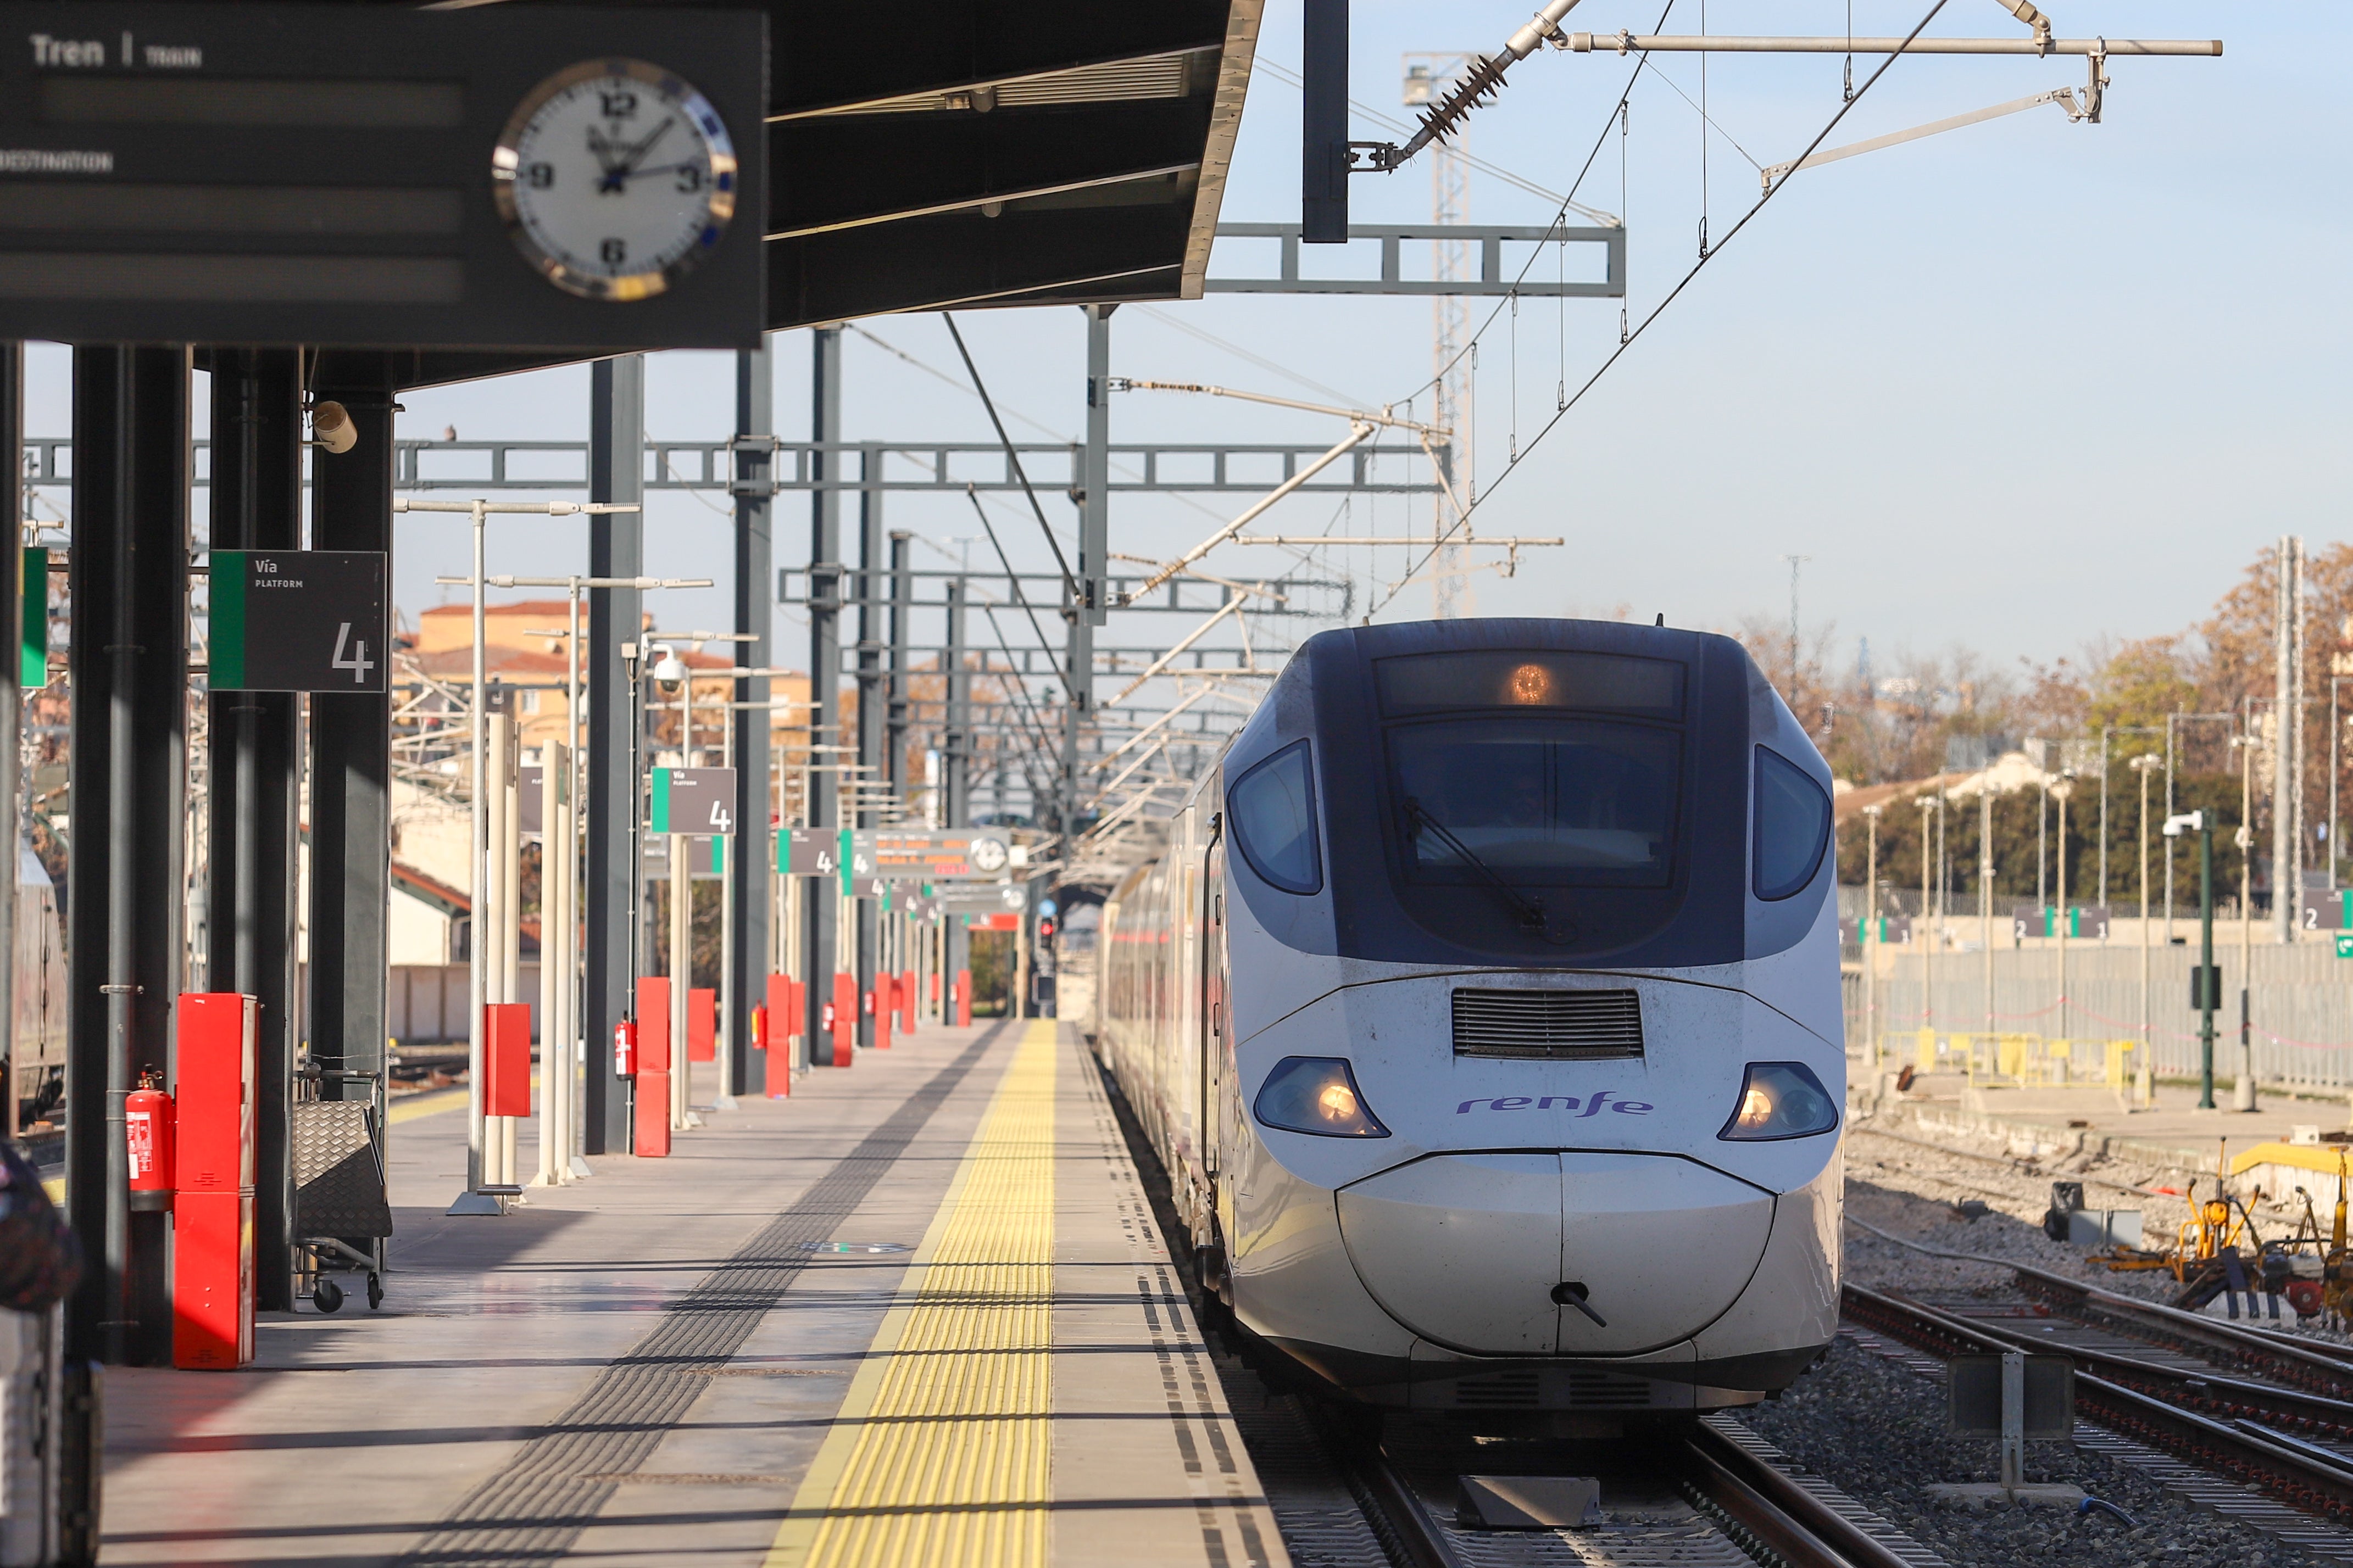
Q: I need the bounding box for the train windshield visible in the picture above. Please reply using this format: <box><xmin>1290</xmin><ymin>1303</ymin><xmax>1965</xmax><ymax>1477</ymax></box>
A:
<box><xmin>1388</xmin><ymin>718</ymin><xmax>1680</xmax><ymax>886</ymax></box>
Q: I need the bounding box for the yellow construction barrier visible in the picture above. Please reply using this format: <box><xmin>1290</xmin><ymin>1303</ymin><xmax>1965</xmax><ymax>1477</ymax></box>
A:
<box><xmin>1914</xmin><ymin>1028</ymin><xmax>1938</xmax><ymax>1074</ymax></box>
<box><xmin>2104</xmin><ymin>1039</ymin><xmax>2139</xmax><ymax>1090</ymax></box>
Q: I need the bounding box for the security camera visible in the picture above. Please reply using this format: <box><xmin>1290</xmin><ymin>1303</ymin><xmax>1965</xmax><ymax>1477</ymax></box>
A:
<box><xmin>650</xmin><ymin>645</ymin><xmax>687</xmax><ymax>689</ymax></box>
<box><xmin>309</xmin><ymin>400</ymin><xmax>357</xmax><ymax>455</ymax></box>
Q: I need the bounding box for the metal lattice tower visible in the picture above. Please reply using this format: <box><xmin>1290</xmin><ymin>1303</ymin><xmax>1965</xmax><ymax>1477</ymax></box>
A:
<box><xmin>1406</xmin><ymin>53</ymin><xmax>1475</xmax><ymax>620</ymax></box>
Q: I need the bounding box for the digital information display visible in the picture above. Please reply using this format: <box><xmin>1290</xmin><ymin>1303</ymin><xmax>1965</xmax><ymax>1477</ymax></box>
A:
<box><xmin>0</xmin><ymin>3</ymin><xmax>765</xmax><ymax>348</ymax></box>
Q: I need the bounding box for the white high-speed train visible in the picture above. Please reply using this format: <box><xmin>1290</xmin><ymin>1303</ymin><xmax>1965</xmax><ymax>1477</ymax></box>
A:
<box><xmin>1097</xmin><ymin>619</ymin><xmax>1843</xmax><ymax>1430</ymax></box>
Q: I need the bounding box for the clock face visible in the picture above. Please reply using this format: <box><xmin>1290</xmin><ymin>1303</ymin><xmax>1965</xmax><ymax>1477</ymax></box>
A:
<box><xmin>492</xmin><ymin>60</ymin><xmax>737</xmax><ymax>302</ymax></box>
<box><xmin>969</xmin><ymin>835</ymin><xmax>1010</xmax><ymax>873</ymax></box>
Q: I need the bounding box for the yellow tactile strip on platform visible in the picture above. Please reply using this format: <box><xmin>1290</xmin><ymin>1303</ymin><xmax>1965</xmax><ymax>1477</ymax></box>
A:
<box><xmin>770</xmin><ymin>1022</ymin><xmax>1059</xmax><ymax>1568</ymax></box>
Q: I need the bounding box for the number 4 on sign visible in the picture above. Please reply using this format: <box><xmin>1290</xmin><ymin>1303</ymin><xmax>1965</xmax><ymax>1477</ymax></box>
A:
<box><xmin>708</xmin><ymin>801</ymin><xmax>733</xmax><ymax>832</ymax></box>
<box><xmin>332</xmin><ymin>621</ymin><xmax>375</xmax><ymax>684</ymax></box>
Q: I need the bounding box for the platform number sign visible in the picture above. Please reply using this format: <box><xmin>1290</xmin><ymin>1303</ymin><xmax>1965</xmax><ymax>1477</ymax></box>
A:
<box><xmin>208</xmin><ymin>551</ymin><xmax>387</xmax><ymax>694</ymax></box>
<box><xmin>650</xmin><ymin>767</ymin><xmax>736</xmax><ymax>835</ymax></box>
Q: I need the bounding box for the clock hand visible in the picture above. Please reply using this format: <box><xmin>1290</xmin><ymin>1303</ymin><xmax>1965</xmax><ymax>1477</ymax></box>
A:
<box><xmin>619</xmin><ymin>116</ymin><xmax>676</xmax><ymax>170</ymax></box>
<box><xmin>594</xmin><ymin>116</ymin><xmax>675</xmax><ymax>193</ymax></box>
<box><xmin>610</xmin><ymin>160</ymin><xmax>704</xmax><ymax>183</ymax></box>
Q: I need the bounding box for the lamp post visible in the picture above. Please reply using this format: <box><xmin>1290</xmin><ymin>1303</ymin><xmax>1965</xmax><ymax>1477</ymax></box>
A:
<box><xmin>2053</xmin><ymin>777</ymin><xmax>2073</xmax><ymax>1056</ymax></box>
<box><xmin>1918</xmin><ymin>795</ymin><xmax>1937</xmax><ymax>1054</ymax></box>
<box><xmin>1863</xmin><ymin>803</ymin><xmax>1882</xmax><ymax>1071</ymax></box>
<box><xmin>2333</xmin><ymin>670</ymin><xmax>2353</xmax><ymax>893</ymax></box>
<box><xmin>467</xmin><ymin>571</ymin><xmax>713</xmax><ymax>1188</ymax></box>
<box><xmin>1980</xmin><ymin>782</ymin><xmax>1995</xmax><ymax>1074</ymax></box>
<box><xmin>2167</xmin><ymin>810</ymin><xmax>2217</xmax><ymax>1109</ymax></box>
<box><xmin>2234</xmin><ymin>728</ymin><xmax>2258</xmax><ymax>1113</ymax></box>
<box><xmin>402</xmin><ymin>498</ymin><xmax>640</xmax><ymax>1217</ymax></box>
<box><xmin>2130</xmin><ymin>754</ymin><xmax>2162</xmax><ymax>1106</ymax></box>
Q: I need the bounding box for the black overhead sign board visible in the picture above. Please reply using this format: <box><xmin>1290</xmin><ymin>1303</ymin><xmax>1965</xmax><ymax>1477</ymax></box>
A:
<box><xmin>209</xmin><ymin>549</ymin><xmax>386</xmax><ymax>693</ymax></box>
<box><xmin>0</xmin><ymin>3</ymin><xmax>765</xmax><ymax>349</ymax></box>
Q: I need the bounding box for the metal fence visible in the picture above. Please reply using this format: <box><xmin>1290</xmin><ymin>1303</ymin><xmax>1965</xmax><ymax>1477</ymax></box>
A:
<box><xmin>1849</xmin><ymin>942</ymin><xmax>2353</xmax><ymax>1090</ymax></box>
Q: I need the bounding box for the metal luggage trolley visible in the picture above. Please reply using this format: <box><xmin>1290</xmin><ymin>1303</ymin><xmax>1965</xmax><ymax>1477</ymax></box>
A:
<box><xmin>291</xmin><ymin>1070</ymin><xmax>393</xmax><ymax>1313</ymax></box>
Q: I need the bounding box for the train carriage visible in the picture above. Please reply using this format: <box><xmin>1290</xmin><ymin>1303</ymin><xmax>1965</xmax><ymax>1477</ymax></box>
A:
<box><xmin>1098</xmin><ymin>617</ymin><xmax>1844</xmax><ymax>1432</ymax></box>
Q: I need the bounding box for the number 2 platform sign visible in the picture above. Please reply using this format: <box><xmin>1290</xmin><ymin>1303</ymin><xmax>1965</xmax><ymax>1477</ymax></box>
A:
<box><xmin>209</xmin><ymin>550</ymin><xmax>388</xmax><ymax>694</ymax></box>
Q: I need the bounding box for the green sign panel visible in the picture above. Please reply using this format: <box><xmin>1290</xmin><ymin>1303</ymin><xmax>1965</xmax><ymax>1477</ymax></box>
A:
<box><xmin>650</xmin><ymin>767</ymin><xmax>737</xmax><ymax>835</ymax></box>
<box><xmin>20</xmin><ymin>546</ymin><xmax>43</xmax><ymax>689</ymax></box>
<box><xmin>2335</xmin><ymin>932</ymin><xmax>2353</xmax><ymax>960</ymax></box>
<box><xmin>209</xmin><ymin>550</ymin><xmax>387</xmax><ymax>693</ymax></box>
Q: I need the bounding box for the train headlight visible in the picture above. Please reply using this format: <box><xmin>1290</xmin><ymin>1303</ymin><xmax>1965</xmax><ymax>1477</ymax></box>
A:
<box><xmin>1717</xmin><ymin>1062</ymin><xmax>1838</xmax><ymax>1141</ymax></box>
<box><xmin>1254</xmin><ymin>1057</ymin><xmax>1390</xmax><ymax>1139</ymax></box>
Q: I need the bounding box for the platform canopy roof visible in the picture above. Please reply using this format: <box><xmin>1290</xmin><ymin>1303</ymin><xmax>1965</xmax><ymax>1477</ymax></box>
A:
<box><xmin>380</xmin><ymin>0</ymin><xmax>1262</xmax><ymax>387</ymax></box>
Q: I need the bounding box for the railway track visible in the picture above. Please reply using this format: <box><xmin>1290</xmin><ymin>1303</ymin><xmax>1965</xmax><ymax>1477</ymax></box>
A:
<box><xmin>1243</xmin><ymin>1390</ymin><xmax>1942</xmax><ymax>1568</ymax></box>
<box><xmin>1844</xmin><ymin>1280</ymin><xmax>2353</xmax><ymax>1554</ymax></box>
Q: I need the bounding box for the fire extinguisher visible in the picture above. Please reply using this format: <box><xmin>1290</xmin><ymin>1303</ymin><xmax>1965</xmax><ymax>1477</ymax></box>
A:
<box><xmin>750</xmin><ymin>1006</ymin><xmax>768</xmax><ymax>1052</ymax></box>
<box><xmin>126</xmin><ymin>1072</ymin><xmax>175</xmax><ymax>1213</ymax></box>
<box><xmin>821</xmin><ymin>1001</ymin><xmax>837</xmax><ymax>1033</ymax></box>
<box><xmin>614</xmin><ymin>1018</ymin><xmax>638</xmax><ymax>1078</ymax></box>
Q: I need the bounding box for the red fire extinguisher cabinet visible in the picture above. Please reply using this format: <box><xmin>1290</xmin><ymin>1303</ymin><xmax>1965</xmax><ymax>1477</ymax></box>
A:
<box><xmin>633</xmin><ymin>977</ymin><xmax>671</xmax><ymax>1157</ymax></box>
<box><xmin>174</xmin><ymin>992</ymin><xmax>258</xmax><ymax>1370</ymax></box>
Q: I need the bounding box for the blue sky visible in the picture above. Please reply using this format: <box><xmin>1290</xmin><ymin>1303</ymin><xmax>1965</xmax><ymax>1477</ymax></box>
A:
<box><xmin>22</xmin><ymin>2</ymin><xmax>2330</xmax><ymax>680</ymax></box>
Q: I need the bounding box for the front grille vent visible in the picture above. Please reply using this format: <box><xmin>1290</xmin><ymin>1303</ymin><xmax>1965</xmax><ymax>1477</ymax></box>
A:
<box><xmin>1564</xmin><ymin>1371</ymin><xmax>1656</xmax><ymax>1409</ymax></box>
<box><xmin>1454</xmin><ymin>1371</ymin><xmax>1542</xmax><ymax>1409</ymax></box>
<box><xmin>1451</xmin><ymin>989</ymin><xmax>1644</xmax><ymax>1061</ymax></box>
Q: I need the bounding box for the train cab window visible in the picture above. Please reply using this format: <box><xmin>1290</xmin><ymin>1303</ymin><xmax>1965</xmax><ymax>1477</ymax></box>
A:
<box><xmin>1389</xmin><ymin>720</ymin><xmax>1679</xmax><ymax>886</ymax></box>
<box><xmin>1228</xmin><ymin>741</ymin><xmax>1322</xmax><ymax>894</ymax></box>
<box><xmin>1753</xmin><ymin>746</ymin><xmax>1830</xmax><ymax>900</ymax></box>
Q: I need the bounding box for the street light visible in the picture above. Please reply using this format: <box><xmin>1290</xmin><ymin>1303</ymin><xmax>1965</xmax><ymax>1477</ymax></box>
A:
<box><xmin>2129</xmin><ymin>754</ymin><xmax>2162</xmax><ymax>1107</ymax></box>
<box><xmin>2230</xmin><ymin>729</ymin><xmax>2258</xmax><ymax>1114</ymax></box>
<box><xmin>2165</xmin><ymin>809</ymin><xmax>2217</xmax><ymax>1110</ymax></box>
<box><xmin>1863</xmin><ymin>803</ymin><xmax>1883</xmax><ymax>1072</ymax></box>
<box><xmin>403</xmin><ymin>496</ymin><xmax>639</xmax><ymax>1217</ymax></box>
<box><xmin>1917</xmin><ymin>796</ymin><xmax>1937</xmax><ymax>1053</ymax></box>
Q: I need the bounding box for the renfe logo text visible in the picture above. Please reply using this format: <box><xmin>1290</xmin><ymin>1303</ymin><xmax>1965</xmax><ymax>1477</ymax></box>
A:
<box><xmin>1457</xmin><ymin>1091</ymin><xmax>1652</xmax><ymax>1117</ymax></box>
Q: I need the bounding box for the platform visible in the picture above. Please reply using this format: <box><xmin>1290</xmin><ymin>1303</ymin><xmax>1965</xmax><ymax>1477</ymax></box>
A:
<box><xmin>95</xmin><ymin>1020</ymin><xmax>1285</xmax><ymax>1566</ymax></box>
<box><xmin>1867</xmin><ymin>1072</ymin><xmax>2353</xmax><ymax>1184</ymax></box>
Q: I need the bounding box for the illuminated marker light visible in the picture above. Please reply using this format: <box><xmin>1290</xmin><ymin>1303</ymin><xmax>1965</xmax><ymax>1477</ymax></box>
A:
<box><xmin>1255</xmin><ymin>1057</ymin><xmax>1389</xmax><ymax>1139</ymax></box>
<box><xmin>1717</xmin><ymin>1062</ymin><xmax>1838</xmax><ymax>1142</ymax></box>
<box><xmin>1507</xmin><ymin>662</ymin><xmax>1552</xmax><ymax>704</ymax></box>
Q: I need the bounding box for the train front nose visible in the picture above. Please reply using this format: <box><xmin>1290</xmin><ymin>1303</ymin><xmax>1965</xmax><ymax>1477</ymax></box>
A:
<box><xmin>1335</xmin><ymin>1152</ymin><xmax>1775</xmax><ymax>1357</ymax></box>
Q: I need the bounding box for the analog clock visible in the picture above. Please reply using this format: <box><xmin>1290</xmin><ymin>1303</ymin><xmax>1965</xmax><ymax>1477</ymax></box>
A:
<box><xmin>969</xmin><ymin>835</ymin><xmax>1010</xmax><ymax>873</ymax></box>
<box><xmin>492</xmin><ymin>59</ymin><xmax>737</xmax><ymax>302</ymax></box>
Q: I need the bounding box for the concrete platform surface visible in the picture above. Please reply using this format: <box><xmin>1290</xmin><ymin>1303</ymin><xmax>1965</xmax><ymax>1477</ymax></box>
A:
<box><xmin>1872</xmin><ymin>1074</ymin><xmax>2353</xmax><ymax>1177</ymax></box>
<box><xmin>98</xmin><ymin>1020</ymin><xmax>1284</xmax><ymax>1567</ymax></box>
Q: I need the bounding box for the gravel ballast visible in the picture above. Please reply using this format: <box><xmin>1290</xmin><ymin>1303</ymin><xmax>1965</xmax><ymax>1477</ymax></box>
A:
<box><xmin>1844</xmin><ymin>1111</ymin><xmax>2353</xmax><ymax>1344</ymax></box>
<box><xmin>1745</xmin><ymin>1337</ymin><xmax>2330</xmax><ymax>1568</ymax></box>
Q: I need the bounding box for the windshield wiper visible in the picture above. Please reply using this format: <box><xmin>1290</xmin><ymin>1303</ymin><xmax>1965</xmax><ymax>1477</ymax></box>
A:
<box><xmin>1403</xmin><ymin>796</ymin><xmax>1575</xmax><ymax>946</ymax></box>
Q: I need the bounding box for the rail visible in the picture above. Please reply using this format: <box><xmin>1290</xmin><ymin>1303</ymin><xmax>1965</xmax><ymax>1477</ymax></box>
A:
<box><xmin>1312</xmin><ymin>1396</ymin><xmax>1923</xmax><ymax>1568</ymax></box>
<box><xmin>1845</xmin><ymin>1282</ymin><xmax>2353</xmax><ymax>1523</ymax></box>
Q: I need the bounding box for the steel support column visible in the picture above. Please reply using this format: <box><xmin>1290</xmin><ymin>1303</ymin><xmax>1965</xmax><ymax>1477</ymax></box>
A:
<box><xmin>886</xmin><ymin>530</ymin><xmax>910</xmax><ymax>797</ymax></box>
<box><xmin>66</xmin><ymin>345</ymin><xmax>189</xmax><ymax>1366</ymax></box>
<box><xmin>205</xmin><ymin>349</ymin><xmax>302</xmax><ymax>1308</ymax></box>
<box><xmin>1065</xmin><ymin>305</ymin><xmax>1111</xmax><ymax>840</ymax></box>
<box><xmin>853</xmin><ymin>448</ymin><xmax>882</xmax><ymax>1047</ymax></box>
<box><xmin>585</xmin><ymin>355</ymin><xmax>645</xmax><ymax>1149</ymax></box>
<box><xmin>0</xmin><ymin>347</ymin><xmax>18</xmax><ymax>1142</ymax></box>
<box><xmin>942</xmin><ymin>576</ymin><xmax>970</xmax><ymax>994</ymax></box>
<box><xmin>307</xmin><ymin>353</ymin><xmax>393</xmax><ymax>1159</ymax></box>
<box><xmin>802</xmin><ymin>328</ymin><xmax>842</xmax><ymax>1062</ymax></box>
<box><xmin>728</xmin><ymin>338</ymin><xmax>772</xmax><ymax>1096</ymax></box>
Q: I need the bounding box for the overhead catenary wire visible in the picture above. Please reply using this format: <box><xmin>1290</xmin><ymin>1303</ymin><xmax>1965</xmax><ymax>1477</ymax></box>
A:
<box><xmin>1366</xmin><ymin>0</ymin><xmax>1955</xmax><ymax>621</ymax></box>
<box><xmin>961</xmin><ymin>483</ymin><xmax>1073</xmax><ymax>699</ymax></box>
<box><xmin>940</xmin><ymin>312</ymin><xmax>1084</xmax><ymax>611</ymax></box>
